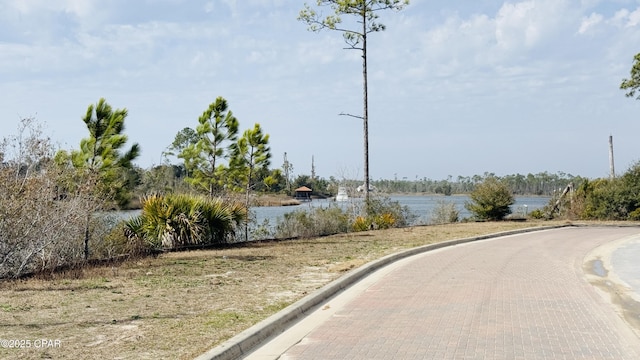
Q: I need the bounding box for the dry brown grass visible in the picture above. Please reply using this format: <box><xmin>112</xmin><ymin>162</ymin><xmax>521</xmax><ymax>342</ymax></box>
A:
<box><xmin>0</xmin><ymin>220</ymin><xmax>567</xmax><ymax>359</ymax></box>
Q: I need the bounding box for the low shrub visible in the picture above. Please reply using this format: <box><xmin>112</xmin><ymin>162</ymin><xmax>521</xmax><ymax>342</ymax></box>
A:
<box><xmin>347</xmin><ymin>196</ymin><xmax>414</xmax><ymax>232</ymax></box>
<box><xmin>529</xmin><ymin>209</ymin><xmax>545</xmax><ymax>220</ymax></box>
<box><xmin>351</xmin><ymin>216</ymin><xmax>369</xmax><ymax>232</ymax></box>
<box><xmin>249</xmin><ymin>218</ymin><xmax>275</xmax><ymax>240</ymax></box>
<box><xmin>430</xmin><ymin>200</ymin><xmax>459</xmax><ymax>224</ymax></box>
<box><xmin>465</xmin><ymin>177</ymin><xmax>515</xmax><ymax>221</ymax></box>
<box><xmin>363</xmin><ymin>196</ymin><xmax>415</xmax><ymax>228</ymax></box>
<box><xmin>352</xmin><ymin>212</ymin><xmax>399</xmax><ymax>231</ymax></box>
<box><xmin>99</xmin><ymin>219</ymin><xmax>151</xmax><ymax>258</ymax></box>
<box><xmin>0</xmin><ymin>118</ymin><xmax>102</xmax><ymax>279</ymax></box>
<box><xmin>275</xmin><ymin>205</ymin><xmax>350</xmax><ymax>238</ymax></box>
<box><xmin>125</xmin><ymin>194</ymin><xmax>247</xmax><ymax>250</ymax></box>
<box><xmin>375</xmin><ymin>213</ymin><xmax>396</xmax><ymax>229</ymax></box>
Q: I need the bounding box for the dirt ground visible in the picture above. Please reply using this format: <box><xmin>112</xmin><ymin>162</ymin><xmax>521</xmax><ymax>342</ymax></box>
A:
<box><xmin>0</xmin><ymin>221</ymin><xmax>567</xmax><ymax>359</ymax></box>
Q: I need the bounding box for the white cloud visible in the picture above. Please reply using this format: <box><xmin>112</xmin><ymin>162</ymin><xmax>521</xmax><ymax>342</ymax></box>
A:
<box><xmin>610</xmin><ymin>8</ymin><xmax>640</xmax><ymax>27</ymax></box>
<box><xmin>494</xmin><ymin>0</ymin><xmax>579</xmax><ymax>52</ymax></box>
<box><xmin>627</xmin><ymin>8</ymin><xmax>640</xmax><ymax>27</ymax></box>
<box><xmin>578</xmin><ymin>12</ymin><xmax>604</xmax><ymax>34</ymax></box>
<box><xmin>495</xmin><ymin>1</ymin><xmax>539</xmax><ymax>49</ymax></box>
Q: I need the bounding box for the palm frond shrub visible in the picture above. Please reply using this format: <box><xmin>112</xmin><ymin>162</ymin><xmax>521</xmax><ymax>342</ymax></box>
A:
<box><xmin>125</xmin><ymin>193</ymin><xmax>247</xmax><ymax>250</ymax></box>
<box><xmin>351</xmin><ymin>216</ymin><xmax>369</xmax><ymax>232</ymax></box>
<box><xmin>351</xmin><ymin>213</ymin><xmax>396</xmax><ymax>231</ymax></box>
<box><xmin>375</xmin><ymin>213</ymin><xmax>396</xmax><ymax>229</ymax></box>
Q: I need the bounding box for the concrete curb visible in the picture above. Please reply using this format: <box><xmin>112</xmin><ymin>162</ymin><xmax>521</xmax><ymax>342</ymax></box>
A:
<box><xmin>195</xmin><ymin>224</ymin><xmax>570</xmax><ymax>360</ymax></box>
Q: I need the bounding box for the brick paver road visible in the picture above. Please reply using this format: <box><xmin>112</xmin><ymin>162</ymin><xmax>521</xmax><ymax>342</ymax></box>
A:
<box><xmin>273</xmin><ymin>227</ymin><xmax>640</xmax><ymax>359</ymax></box>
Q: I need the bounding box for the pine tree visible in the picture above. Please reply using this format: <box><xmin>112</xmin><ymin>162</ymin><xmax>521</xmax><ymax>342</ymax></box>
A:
<box><xmin>57</xmin><ymin>98</ymin><xmax>140</xmax><ymax>259</ymax></box>
<box><xmin>299</xmin><ymin>0</ymin><xmax>409</xmax><ymax>209</ymax></box>
<box><xmin>230</xmin><ymin>123</ymin><xmax>271</xmax><ymax>241</ymax></box>
<box><xmin>180</xmin><ymin>97</ymin><xmax>239</xmax><ymax>197</ymax></box>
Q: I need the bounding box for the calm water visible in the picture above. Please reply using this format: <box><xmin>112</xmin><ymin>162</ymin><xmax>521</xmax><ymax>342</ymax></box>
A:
<box><xmin>251</xmin><ymin>195</ymin><xmax>551</xmax><ymax>227</ymax></box>
<box><xmin>117</xmin><ymin>195</ymin><xmax>551</xmax><ymax>239</ymax></box>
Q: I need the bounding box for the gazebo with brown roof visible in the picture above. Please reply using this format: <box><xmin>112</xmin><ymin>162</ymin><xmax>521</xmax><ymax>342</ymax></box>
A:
<box><xmin>294</xmin><ymin>186</ymin><xmax>313</xmax><ymax>202</ymax></box>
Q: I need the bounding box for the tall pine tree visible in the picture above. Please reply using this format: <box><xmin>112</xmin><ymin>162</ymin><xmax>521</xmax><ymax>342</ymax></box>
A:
<box><xmin>57</xmin><ymin>98</ymin><xmax>140</xmax><ymax>259</ymax></box>
<box><xmin>180</xmin><ymin>97</ymin><xmax>239</xmax><ymax>197</ymax></box>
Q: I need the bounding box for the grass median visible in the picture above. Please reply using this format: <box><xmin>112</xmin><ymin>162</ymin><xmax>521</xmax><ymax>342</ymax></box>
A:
<box><xmin>0</xmin><ymin>220</ymin><xmax>566</xmax><ymax>359</ymax></box>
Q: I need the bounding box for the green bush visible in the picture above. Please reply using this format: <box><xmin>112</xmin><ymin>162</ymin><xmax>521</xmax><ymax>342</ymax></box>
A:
<box><xmin>465</xmin><ymin>177</ymin><xmax>515</xmax><ymax>221</ymax></box>
<box><xmin>351</xmin><ymin>216</ymin><xmax>370</xmax><ymax>232</ymax></box>
<box><xmin>578</xmin><ymin>163</ymin><xmax>640</xmax><ymax>220</ymax></box>
<box><xmin>351</xmin><ymin>213</ymin><xmax>396</xmax><ymax>231</ymax></box>
<box><xmin>529</xmin><ymin>208</ymin><xmax>545</xmax><ymax>219</ymax></box>
<box><xmin>581</xmin><ymin>179</ymin><xmax>622</xmax><ymax>220</ymax></box>
<box><xmin>125</xmin><ymin>194</ymin><xmax>247</xmax><ymax>249</ymax></box>
<box><xmin>98</xmin><ymin>219</ymin><xmax>150</xmax><ymax>258</ymax></box>
<box><xmin>630</xmin><ymin>208</ymin><xmax>640</xmax><ymax>221</ymax></box>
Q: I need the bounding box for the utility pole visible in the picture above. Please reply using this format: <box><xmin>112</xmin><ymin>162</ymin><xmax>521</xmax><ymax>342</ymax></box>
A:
<box><xmin>609</xmin><ymin>135</ymin><xmax>615</xmax><ymax>179</ymax></box>
<box><xmin>282</xmin><ymin>152</ymin><xmax>292</xmax><ymax>193</ymax></box>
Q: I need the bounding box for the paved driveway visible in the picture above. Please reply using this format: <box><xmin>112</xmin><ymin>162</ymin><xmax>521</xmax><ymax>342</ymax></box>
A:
<box><xmin>248</xmin><ymin>227</ymin><xmax>640</xmax><ymax>360</ymax></box>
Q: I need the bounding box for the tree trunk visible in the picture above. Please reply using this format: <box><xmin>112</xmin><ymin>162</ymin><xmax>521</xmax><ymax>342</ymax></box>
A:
<box><xmin>245</xmin><ymin>167</ymin><xmax>253</xmax><ymax>242</ymax></box>
<box><xmin>84</xmin><ymin>213</ymin><xmax>90</xmax><ymax>260</ymax></box>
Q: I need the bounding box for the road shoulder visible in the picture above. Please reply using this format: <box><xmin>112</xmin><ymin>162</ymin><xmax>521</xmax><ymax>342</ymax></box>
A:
<box><xmin>584</xmin><ymin>233</ymin><xmax>640</xmax><ymax>337</ymax></box>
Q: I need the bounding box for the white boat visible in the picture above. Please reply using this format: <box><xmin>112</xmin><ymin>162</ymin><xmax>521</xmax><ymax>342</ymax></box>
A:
<box><xmin>356</xmin><ymin>184</ymin><xmax>376</xmax><ymax>192</ymax></box>
<box><xmin>335</xmin><ymin>187</ymin><xmax>349</xmax><ymax>201</ymax></box>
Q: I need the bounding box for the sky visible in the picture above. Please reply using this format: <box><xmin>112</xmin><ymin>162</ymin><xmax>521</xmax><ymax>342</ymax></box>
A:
<box><xmin>1</xmin><ymin>0</ymin><xmax>640</xmax><ymax>181</ymax></box>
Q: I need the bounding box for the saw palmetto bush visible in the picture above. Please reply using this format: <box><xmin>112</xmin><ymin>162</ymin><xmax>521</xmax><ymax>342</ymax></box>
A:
<box><xmin>125</xmin><ymin>194</ymin><xmax>247</xmax><ymax>250</ymax></box>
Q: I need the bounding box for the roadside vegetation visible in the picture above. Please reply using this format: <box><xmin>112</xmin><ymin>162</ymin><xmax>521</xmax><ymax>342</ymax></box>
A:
<box><xmin>0</xmin><ymin>220</ymin><xmax>568</xmax><ymax>360</ymax></box>
<box><xmin>544</xmin><ymin>162</ymin><xmax>640</xmax><ymax>221</ymax></box>
<box><xmin>3</xmin><ymin>103</ymin><xmax>640</xmax><ymax>279</ymax></box>
<box><xmin>2</xmin><ymin>50</ymin><xmax>640</xmax><ymax>358</ymax></box>
<box><xmin>124</xmin><ymin>194</ymin><xmax>247</xmax><ymax>251</ymax></box>
<box><xmin>465</xmin><ymin>177</ymin><xmax>515</xmax><ymax>221</ymax></box>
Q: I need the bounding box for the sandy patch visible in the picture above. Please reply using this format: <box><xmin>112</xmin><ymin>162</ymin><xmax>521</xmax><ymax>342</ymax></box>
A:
<box><xmin>584</xmin><ymin>233</ymin><xmax>640</xmax><ymax>336</ymax></box>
